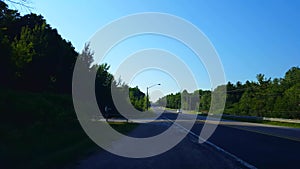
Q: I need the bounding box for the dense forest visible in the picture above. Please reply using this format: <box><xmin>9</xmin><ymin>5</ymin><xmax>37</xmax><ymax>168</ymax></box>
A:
<box><xmin>157</xmin><ymin>68</ymin><xmax>300</xmax><ymax>119</ymax></box>
<box><xmin>0</xmin><ymin>2</ymin><xmax>146</xmax><ymax>168</ymax></box>
<box><xmin>0</xmin><ymin>0</ymin><xmax>147</xmax><ymax>115</ymax></box>
<box><xmin>0</xmin><ymin>2</ymin><xmax>77</xmax><ymax>93</ymax></box>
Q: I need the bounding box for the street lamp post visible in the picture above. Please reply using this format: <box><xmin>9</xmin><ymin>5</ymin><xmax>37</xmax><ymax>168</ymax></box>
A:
<box><xmin>146</xmin><ymin>83</ymin><xmax>161</xmax><ymax>110</ymax></box>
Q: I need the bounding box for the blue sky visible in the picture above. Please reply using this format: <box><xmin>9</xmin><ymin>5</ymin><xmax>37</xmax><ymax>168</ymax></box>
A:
<box><xmin>13</xmin><ymin>0</ymin><xmax>300</xmax><ymax>101</ymax></box>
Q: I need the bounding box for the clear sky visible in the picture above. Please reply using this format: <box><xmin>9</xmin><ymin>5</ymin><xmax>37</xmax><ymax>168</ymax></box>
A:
<box><xmin>12</xmin><ymin>0</ymin><xmax>300</xmax><ymax>101</ymax></box>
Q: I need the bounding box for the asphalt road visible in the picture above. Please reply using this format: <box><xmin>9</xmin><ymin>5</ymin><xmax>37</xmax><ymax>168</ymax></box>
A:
<box><xmin>71</xmin><ymin>110</ymin><xmax>300</xmax><ymax>169</ymax></box>
<box><xmin>72</xmin><ymin>114</ymin><xmax>247</xmax><ymax>169</ymax></box>
<box><xmin>162</xmin><ymin>111</ymin><xmax>300</xmax><ymax>169</ymax></box>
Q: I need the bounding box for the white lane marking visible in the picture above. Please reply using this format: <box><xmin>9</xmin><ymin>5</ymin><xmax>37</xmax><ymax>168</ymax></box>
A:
<box><xmin>163</xmin><ymin>117</ymin><xmax>257</xmax><ymax>169</ymax></box>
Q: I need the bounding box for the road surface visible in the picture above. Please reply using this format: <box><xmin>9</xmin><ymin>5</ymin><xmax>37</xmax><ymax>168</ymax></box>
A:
<box><xmin>163</xmin><ymin>111</ymin><xmax>300</xmax><ymax>169</ymax></box>
<box><xmin>69</xmin><ymin>110</ymin><xmax>300</xmax><ymax>169</ymax></box>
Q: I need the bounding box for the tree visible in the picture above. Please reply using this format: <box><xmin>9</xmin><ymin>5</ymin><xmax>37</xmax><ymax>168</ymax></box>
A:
<box><xmin>129</xmin><ymin>86</ymin><xmax>146</xmax><ymax>111</ymax></box>
<box><xmin>199</xmin><ymin>90</ymin><xmax>211</xmax><ymax>113</ymax></box>
<box><xmin>274</xmin><ymin>67</ymin><xmax>300</xmax><ymax>118</ymax></box>
<box><xmin>0</xmin><ymin>1</ymin><xmax>20</xmax><ymax>87</ymax></box>
<box><xmin>0</xmin><ymin>6</ymin><xmax>78</xmax><ymax>93</ymax></box>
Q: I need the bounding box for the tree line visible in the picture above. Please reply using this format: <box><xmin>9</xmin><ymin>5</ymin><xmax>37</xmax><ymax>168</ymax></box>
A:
<box><xmin>226</xmin><ymin>70</ymin><xmax>300</xmax><ymax>119</ymax></box>
<box><xmin>157</xmin><ymin>67</ymin><xmax>300</xmax><ymax>119</ymax></box>
<box><xmin>0</xmin><ymin>2</ymin><xmax>148</xmax><ymax>167</ymax></box>
<box><xmin>0</xmin><ymin>1</ymin><xmax>147</xmax><ymax>118</ymax></box>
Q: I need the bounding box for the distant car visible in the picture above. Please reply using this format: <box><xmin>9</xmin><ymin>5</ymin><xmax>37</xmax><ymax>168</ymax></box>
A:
<box><xmin>177</xmin><ymin>109</ymin><xmax>182</xmax><ymax>113</ymax></box>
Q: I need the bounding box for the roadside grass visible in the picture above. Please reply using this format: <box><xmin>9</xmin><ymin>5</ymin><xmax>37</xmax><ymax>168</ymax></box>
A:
<box><xmin>185</xmin><ymin>110</ymin><xmax>200</xmax><ymax>115</ymax></box>
<box><xmin>0</xmin><ymin>88</ymin><xmax>138</xmax><ymax>169</ymax></box>
<box><xmin>110</xmin><ymin>122</ymin><xmax>140</xmax><ymax>134</ymax></box>
<box><xmin>213</xmin><ymin>115</ymin><xmax>300</xmax><ymax>128</ymax></box>
<box><xmin>186</xmin><ymin>111</ymin><xmax>300</xmax><ymax>128</ymax></box>
<box><xmin>260</xmin><ymin>121</ymin><xmax>300</xmax><ymax>128</ymax></box>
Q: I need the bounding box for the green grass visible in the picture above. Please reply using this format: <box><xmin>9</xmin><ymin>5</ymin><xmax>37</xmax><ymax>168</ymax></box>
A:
<box><xmin>261</xmin><ymin>121</ymin><xmax>300</xmax><ymax>128</ymax></box>
<box><xmin>220</xmin><ymin>115</ymin><xmax>300</xmax><ymax>128</ymax></box>
<box><xmin>0</xmin><ymin>88</ymin><xmax>139</xmax><ymax>169</ymax></box>
<box><xmin>110</xmin><ymin>122</ymin><xmax>139</xmax><ymax>134</ymax></box>
<box><xmin>185</xmin><ymin>111</ymin><xmax>201</xmax><ymax>115</ymax></box>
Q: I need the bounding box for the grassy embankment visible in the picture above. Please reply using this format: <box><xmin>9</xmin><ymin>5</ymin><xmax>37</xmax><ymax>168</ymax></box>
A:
<box><xmin>219</xmin><ymin>115</ymin><xmax>300</xmax><ymax>128</ymax></box>
<box><xmin>164</xmin><ymin>108</ymin><xmax>300</xmax><ymax>128</ymax></box>
<box><xmin>194</xmin><ymin>112</ymin><xmax>300</xmax><ymax>128</ymax></box>
<box><xmin>0</xmin><ymin>88</ymin><xmax>138</xmax><ymax>169</ymax></box>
